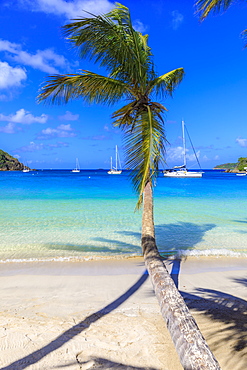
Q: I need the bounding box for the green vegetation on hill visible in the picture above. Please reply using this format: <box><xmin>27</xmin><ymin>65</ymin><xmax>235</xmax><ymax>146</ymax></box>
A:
<box><xmin>214</xmin><ymin>157</ymin><xmax>247</xmax><ymax>172</ymax></box>
<box><xmin>0</xmin><ymin>149</ymin><xmax>26</xmax><ymax>171</ymax></box>
<box><xmin>214</xmin><ymin>162</ymin><xmax>236</xmax><ymax>170</ymax></box>
<box><xmin>236</xmin><ymin>157</ymin><xmax>247</xmax><ymax>171</ymax></box>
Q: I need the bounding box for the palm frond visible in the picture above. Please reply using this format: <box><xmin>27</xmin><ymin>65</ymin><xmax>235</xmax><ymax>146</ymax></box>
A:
<box><xmin>148</xmin><ymin>68</ymin><xmax>184</xmax><ymax>97</ymax></box>
<box><xmin>112</xmin><ymin>101</ymin><xmax>139</xmax><ymax>128</ymax></box>
<box><xmin>123</xmin><ymin>106</ymin><xmax>167</xmax><ymax>208</ymax></box>
<box><xmin>241</xmin><ymin>28</ymin><xmax>247</xmax><ymax>48</ymax></box>
<box><xmin>195</xmin><ymin>0</ymin><xmax>234</xmax><ymax>21</ymax></box>
<box><xmin>62</xmin><ymin>3</ymin><xmax>153</xmax><ymax>88</ymax></box>
<box><xmin>37</xmin><ymin>71</ymin><xmax>128</xmax><ymax>105</ymax></box>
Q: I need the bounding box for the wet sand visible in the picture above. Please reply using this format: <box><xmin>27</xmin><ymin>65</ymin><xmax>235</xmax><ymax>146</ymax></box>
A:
<box><xmin>0</xmin><ymin>256</ymin><xmax>246</xmax><ymax>369</ymax></box>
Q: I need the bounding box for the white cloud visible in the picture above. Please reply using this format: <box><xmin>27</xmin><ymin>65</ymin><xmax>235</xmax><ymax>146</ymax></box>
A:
<box><xmin>167</xmin><ymin>146</ymin><xmax>184</xmax><ymax>161</ymax></box>
<box><xmin>47</xmin><ymin>141</ymin><xmax>69</xmax><ymax>149</ymax></box>
<box><xmin>18</xmin><ymin>0</ymin><xmax>115</xmax><ymax>19</ymax></box>
<box><xmin>57</xmin><ymin>123</ymin><xmax>73</xmax><ymax>131</ymax></box>
<box><xmin>0</xmin><ymin>39</ymin><xmax>67</xmax><ymax>74</ymax></box>
<box><xmin>16</xmin><ymin>141</ymin><xmax>69</xmax><ymax>153</ymax></box>
<box><xmin>0</xmin><ymin>39</ymin><xmax>19</xmax><ymax>54</ymax></box>
<box><xmin>186</xmin><ymin>150</ymin><xmax>200</xmax><ymax>162</ymax></box>
<box><xmin>38</xmin><ymin>123</ymin><xmax>76</xmax><ymax>139</ymax></box>
<box><xmin>20</xmin><ymin>142</ymin><xmax>45</xmax><ymax>152</ymax></box>
<box><xmin>171</xmin><ymin>10</ymin><xmax>184</xmax><ymax>30</ymax></box>
<box><xmin>236</xmin><ymin>137</ymin><xmax>247</xmax><ymax>147</ymax></box>
<box><xmin>133</xmin><ymin>20</ymin><xmax>147</xmax><ymax>33</ymax></box>
<box><xmin>0</xmin><ymin>60</ymin><xmax>27</xmax><ymax>89</ymax></box>
<box><xmin>214</xmin><ymin>155</ymin><xmax>220</xmax><ymax>160</ymax></box>
<box><xmin>0</xmin><ymin>122</ymin><xmax>16</xmax><ymax>134</ymax></box>
<box><xmin>81</xmin><ymin>134</ymin><xmax>109</xmax><ymax>140</ymax></box>
<box><xmin>14</xmin><ymin>49</ymin><xmax>66</xmax><ymax>74</ymax></box>
<box><xmin>0</xmin><ymin>109</ymin><xmax>48</xmax><ymax>124</ymax></box>
<box><xmin>167</xmin><ymin>146</ymin><xmax>200</xmax><ymax>162</ymax></box>
<box><xmin>59</xmin><ymin>111</ymin><xmax>79</xmax><ymax>121</ymax></box>
<box><xmin>0</xmin><ymin>93</ymin><xmax>10</xmax><ymax>101</ymax></box>
<box><xmin>104</xmin><ymin>124</ymin><xmax>110</xmax><ymax>131</ymax></box>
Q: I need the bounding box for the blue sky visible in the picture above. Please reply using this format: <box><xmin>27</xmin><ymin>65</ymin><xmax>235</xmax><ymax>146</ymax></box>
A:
<box><xmin>1</xmin><ymin>0</ymin><xmax>247</xmax><ymax>170</ymax></box>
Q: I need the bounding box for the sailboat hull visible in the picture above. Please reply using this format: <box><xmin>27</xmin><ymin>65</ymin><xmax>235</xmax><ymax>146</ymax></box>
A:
<box><xmin>72</xmin><ymin>158</ymin><xmax>80</xmax><ymax>173</ymax></box>
<box><xmin>164</xmin><ymin>170</ymin><xmax>203</xmax><ymax>178</ymax></box>
<box><xmin>107</xmin><ymin>170</ymin><xmax>122</xmax><ymax>174</ymax></box>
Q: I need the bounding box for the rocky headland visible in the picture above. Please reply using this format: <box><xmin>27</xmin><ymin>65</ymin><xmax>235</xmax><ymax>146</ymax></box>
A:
<box><xmin>214</xmin><ymin>157</ymin><xmax>247</xmax><ymax>173</ymax></box>
<box><xmin>0</xmin><ymin>149</ymin><xmax>31</xmax><ymax>171</ymax></box>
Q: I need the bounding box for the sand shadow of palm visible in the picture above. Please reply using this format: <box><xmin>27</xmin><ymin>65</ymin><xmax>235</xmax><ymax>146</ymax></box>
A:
<box><xmin>1</xmin><ymin>271</ymin><xmax>153</xmax><ymax>370</ymax></box>
<box><xmin>76</xmin><ymin>355</ymin><xmax>157</xmax><ymax>369</ymax></box>
<box><xmin>232</xmin><ymin>277</ymin><xmax>247</xmax><ymax>287</ymax></box>
<box><xmin>182</xmin><ymin>283</ymin><xmax>247</xmax><ymax>365</ymax></box>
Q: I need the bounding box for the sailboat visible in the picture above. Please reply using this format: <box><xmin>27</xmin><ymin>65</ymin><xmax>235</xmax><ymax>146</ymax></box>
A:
<box><xmin>164</xmin><ymin>120</ymin><xmax>203</xmax><ymax>178</ymax></box>
<box><xmin>108</xmin><ymin>145</ymin><xmax>122</xmax><ymax>174</ymax></box>
<box><xmin>71</xmin><ymin>158</ymin><xmax>80</xmax><ymax>173</ymax></box>
<box><xmin>22</xmin><ymin>163</ymin><xmax>30</xmax><ymax>172</ymax></box>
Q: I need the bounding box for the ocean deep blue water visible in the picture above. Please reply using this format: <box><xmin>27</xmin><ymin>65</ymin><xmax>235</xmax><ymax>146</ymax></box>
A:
<box><xmin>0</xmin><ymin>169</ymin><xmax>246</xmax><ymax>262</ymax></box>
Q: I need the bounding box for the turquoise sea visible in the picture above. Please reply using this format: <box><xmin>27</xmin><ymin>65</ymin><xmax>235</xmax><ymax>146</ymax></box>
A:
<box><xmin>0</xmin><ymin>169</ymin><xmax>246</xmax><ymax>262</ymax></box>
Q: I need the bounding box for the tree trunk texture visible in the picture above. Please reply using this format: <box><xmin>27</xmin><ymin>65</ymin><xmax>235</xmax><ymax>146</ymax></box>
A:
<box><xmin>141</xmin><ymin>181</ymin><xmax>221</xmax><ymax>370</ymax></box>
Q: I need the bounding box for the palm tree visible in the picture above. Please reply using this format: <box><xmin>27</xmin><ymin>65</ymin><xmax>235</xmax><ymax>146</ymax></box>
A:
<box><xmin>195</xmin><ymin>0</ymin><xmax>247</xmax><ymax>45</ymax></box>
<box><xmin>38</xmin><ymin>4</ymin><xmax>221</xmax><ymax>369</ymax></box>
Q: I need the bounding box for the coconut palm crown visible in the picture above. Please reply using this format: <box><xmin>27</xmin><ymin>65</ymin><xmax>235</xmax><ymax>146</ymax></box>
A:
<box><xmin>37</xmin><ymin>3</ymin><xmax>184</xmax><ymax>207</ymax></box>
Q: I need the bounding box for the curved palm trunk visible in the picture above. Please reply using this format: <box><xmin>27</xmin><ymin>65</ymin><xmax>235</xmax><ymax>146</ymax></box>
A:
<box><xmin>141</xmin><ymin>181</ymin><xmax>221</xmax><ymax>370</ymax></box>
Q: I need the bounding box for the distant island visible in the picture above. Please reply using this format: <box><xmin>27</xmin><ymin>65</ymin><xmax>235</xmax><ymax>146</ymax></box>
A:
<box><xmin>214</xmin><ymin>157</ymin><xmax>247</xmax><ymax>173</ymax></box>
<box><xmin>0</xmin><ymin>149</ymin><xmax>31</xmax><ymax>171</ymax></box>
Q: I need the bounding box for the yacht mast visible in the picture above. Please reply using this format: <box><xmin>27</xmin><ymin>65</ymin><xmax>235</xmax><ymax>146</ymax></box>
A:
<box><xmin>115</xmin><ymin>145</ymin><xmax>118</xmax><ymax>171</ymax></box>
<box><xmin>182</xmin><ymin>120</ymin><xmax>187</xmax><ymax>169</ymax></box>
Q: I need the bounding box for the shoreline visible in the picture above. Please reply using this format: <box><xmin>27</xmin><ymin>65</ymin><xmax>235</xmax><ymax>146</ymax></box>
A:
<box><xmin>0</xmin><ymin>256</ymin><xmax>246</xmax><ymax>369</ymax></box>
<box><xmin>0</xmin><ymin>254</ymin><xmax>246</xmax><ymax>272</ymax></box>
<box><xmin>0</xmin><ymin>251</ymin><xmax>246</xmax><ymax>265</ymax></box>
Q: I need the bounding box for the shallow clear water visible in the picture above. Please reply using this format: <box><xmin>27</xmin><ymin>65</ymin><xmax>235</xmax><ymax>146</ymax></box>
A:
<box><xmin>0</xmin><ymin>170</ymin><xmax>246</xmax><ymax>262</ymax></box>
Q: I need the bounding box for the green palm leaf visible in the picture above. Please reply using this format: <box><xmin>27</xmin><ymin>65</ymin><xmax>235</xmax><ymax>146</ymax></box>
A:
<box><xmin>195</xmin><ymin>0</ymin><xmax>234</xmax><ymax>20</ymax></box>
<box><xmin>148</xmin><ymin>68</ymin><xmax>185</xmax><ymax>97</ymax></box>
<box><xmin>63</xmin><ymin>3</ymin><xmax>153</xmax><ymax>88</ymax></box>
<box><xmin>123</xmin><ymin>106</ymin><xmax>167</xmax><ymax>208</ymax></box>
<box><xmin>37</xmin><ymin>71</ymin><xmax>128</xmax><ymax>105</ymax></box>
<box><xmin>241</xmin><ymin>28</ymin><xmax>247</xmax><ymax>48</ymax></box>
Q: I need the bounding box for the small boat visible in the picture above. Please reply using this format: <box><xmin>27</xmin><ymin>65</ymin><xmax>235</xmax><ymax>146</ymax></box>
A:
<box><xmin>164</xmin><ymin>167</ymin><xmax>203</xmax><ymax>178</ymax></box>
<box><xmin>236</xmin><ymin>173</ymin><xmax>246</xmax><ymax>176</ymax></box>
<box><xmin>22</xmin><ymin>164</ymin><xmax>30</xmax><ymax>172</ymax></box>
<box><xmin>108</xmin><ymin>145</ymin><xmax>122</xmax><ymax>174</ymax></box>
<box><xmin>164</xmin><ymin>120</ymin><xmax>203</xmax><ymax>178</ymax></box>
<box><xmin>71</xmin><ymin>158</ymin><xmax>80</xmax><ymax>173</ymax></box>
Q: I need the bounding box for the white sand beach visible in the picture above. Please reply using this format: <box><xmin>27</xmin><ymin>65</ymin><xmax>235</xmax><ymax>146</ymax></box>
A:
<box><xmin>0</xmin><ymin>256</ymin><xmax>246</xmax><ymax>370</ymax></box>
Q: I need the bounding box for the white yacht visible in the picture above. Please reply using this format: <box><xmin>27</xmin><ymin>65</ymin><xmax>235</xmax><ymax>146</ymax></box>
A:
<box><xmin>164</xmin><ymin>120</ymin><xmax>203</xmax><ymax>178</ymax></box>
<box><xmin>108</xmin><ymin>145</ymin><xmax>122</xmax><ymax>174</ymax></box>
<box><xmin>72</xmin><ymin>158</ymin><xmax>80</xmax><ymax>173</ymax></box>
